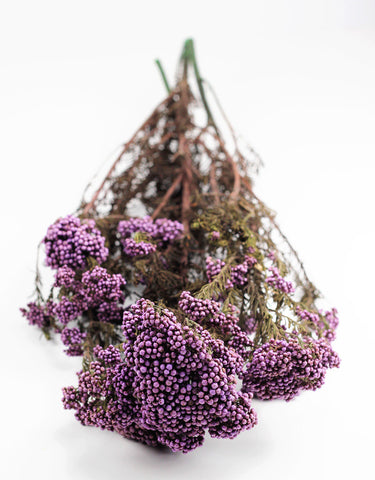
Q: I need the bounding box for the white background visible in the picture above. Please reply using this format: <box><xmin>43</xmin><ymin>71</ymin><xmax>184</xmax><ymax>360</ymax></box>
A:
<box><xmin>1</xmin><ymin>1</ymin><xmax>374</xmax><ymax>479</ymax></box>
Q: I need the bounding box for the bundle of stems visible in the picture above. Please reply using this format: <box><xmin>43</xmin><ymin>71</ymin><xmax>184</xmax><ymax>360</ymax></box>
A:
<box><xmin>21</xmin><ymin>39</ymin><xmax>339</xmax><ymax>453</ymax></box>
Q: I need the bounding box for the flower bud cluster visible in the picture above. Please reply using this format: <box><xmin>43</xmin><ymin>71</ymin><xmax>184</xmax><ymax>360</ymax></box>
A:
<box><xmin>118</xmin><ymin>216</ymin><xmax>157</xmax><ymax>237</ymax></box>
<box><xmin>51</xmin><ymin>266</ymin><xmax>126</xmax><ymax>326</ymax></box>
<box><xmin>205</xmin><ymin>257</ymin><xmax>226</xmax><ymax>282</ymax></box>
<box><xmin>206</xmin><ymin>255</ymin><xmax>257</xmax><ymax>288</ymax></box>
<box><xmin>54</xmin><ymin>296</ymin><xmax>83</xmax><ymax>325</ymax></box>
<box><xmin>44</xmin><ymin>215</ymin><xmax>108</xmax><ymax>269</ymax></box>
<box><xmin>118</xmin><ymin>216</ymin><xmax>183</xmax><ymax>257</ymax></box>
<box><xmin>61</xmin><ymin>327</ymin><xmax>87</xmax><ymax>356</ymax></box>
<box><xmin>121</xmin><ymin>238</ymin><xmax>157</xmax><ymax>257</ymax></box>
<box><xmin>93</xmin><ymin>345</ymin><xmax>122</xmax><ymax>365</ymax></box>
<box><xmin>242</xmin><ymin>336</ymin><xmax>340</xmax><ymax>401</ymax></box>
<box><xmin>20</xmin><ymin>302</ymin><xmax>51</xmax><ymax>328</ymax></box>
<box><xmin>118</xmin><ymin>216</ymin><xmax>183</xmax><ymax>242</ymax></box>
<box><xmin>295</xmin><ymin>306</ymin><xmax>320</xmax><ymax>325</ymax></box>
<box><xmin>22</xmin><ymin>264</ymin><xmax>126</xmax><ymax>354</ymax></box>
<box><xmin>296</xmin><ymin>306</ymin><xmax>339</xmax><ymax>341</ymax></box>
<box><xmin>97</xmin><ymin>302</ymin><xmax>124</xmax><ymax>323</ymax></box>
<box><xmin>230</xmin><ymin>256</ymin><xmax>257</xmax><ymax>287</ymax></box>
<box><xmin>154</xmin><ymin>218</ymin><xmax>184</xmax><ymax>243</ymax></box>
<box><xmin>81</xmin><ymin>266</ymin><xmax>125</xmax><ymax>304</ymax></box>
<box><xmin>323</xmin><ymin>308</ymin><xmax>339</xmax><ymax>341</ymax></box>
<box><xmin>62</xmin><ymin>299</ymin><xmax>257</xmax><ymax>453</ymax></box>
<box><xmin>178</xmin><ymin>291</ymin><xmax>253</xmax><ymax>363</ymax></box>
<box><xmin>54</xmin><ymin>265</ymin><xmax>76</xmax><ymax>288</ymax></box>
<box><xmin>266</xmin><ymin>266</ymin><xmax>294</xmax><ymax>294</ymax></box>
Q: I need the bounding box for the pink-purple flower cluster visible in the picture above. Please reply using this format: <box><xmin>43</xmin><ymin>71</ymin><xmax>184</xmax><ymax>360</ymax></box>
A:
<box><xmin>118</xmin><ymin>216</ymin><xmax>183</xmax><ymax>242</ymax></box>
<box><xmin>51</xmin><ymin>266</ymin><xmax>126</xmax><ymax>326</ymax></box>
<box><xmin>97</xmin><ymin>302</ymin><xmax>124</xmax><ymax>323</ymax></box>
<box><xmin>21</xmin><ymin>265</ymin><xmax>127</xmax><ymax>350</ymax></box>
<box><xmin>231</xmin><ymin>256</ymin><xmax>257</xmax><ymax>287</ymax></box>
<box><xmin>54</xmin><ymin>296</ymin><xmax>83</xmax><ymax>325</ymax></box>
<box><xmin>295</xmin><ymin>307</ymin><xmax>320</xmax><ymax>326</ymax></box>
<box><xmin>323</xmin><ymin>308</ymin><xmax>339</xmax><ymax>341</ymax></box>
<box><xmin>62</xmin><ymin>299</ymin><xmax>257</xmax><ymax>453</ymax></box>
<box><xmin>206</xmin><ymin>257</ymin><xmax>226</xmax><ymax>282</ymax></box>
<box><xmin>43</xmin><ymin>215</ymin><xmax>108</xmax><ymax>269</ymax></box>
<box><xmin>179</xmin><ymin>290</ymin><xmax>224</xmax><ymax>324</ymax></box>
<box><xmin>154</xmin><ymin>218</ymin><xmax>184</xmax><ymax>243</ymax></box>
<box><xmin>117</xmin><ymin>216</ymin><xmax>183</xmax><ymax>257</ymax></box>
<box><xmin>296</xmin><ymin>306</ymin><xmax>339</xmax><ymax>341</ymax></box>
<box><xmin>242</xmin><ymin>336</ymin><xmax>340</xmax><ymax>401</ymax></box>
<box><xmin>54</xmin><ymin>265</ymin><xmax>76</xmax><ymax>288</ymax></box>
<box><xmin>82</xmin><ymin>266</ymin><xmax>125</xmax><ymax>304</ymax></box>
<box><xmin>178</xmin><ymin>291</ymin><xmax>253</xmax><ymax>362</ymax></box>
<box><xmin>118</xmin><ymin>216</ymin><xmax>157</xmax><ymax>237</ymax></box>
<box><xmin>121</xmin><ymin>238</ymin><xmax>157</xmax><ymax>257</ymax></box>
<box><xmin>61</xmin><ymin>327</ymin><xmax>87</xmax><ymax>356</ymax></box>
<box><xmin>205</xmin><ymin>255</ymin><xmax>257</xmax><ymax>289</ymax></box>
<box><xmin>266</xmin><ymin>266</ymin><xmax>294</xmax><ymax>294</ymax></box>
<box><xmin>20</xmin><ymin>302</ymin><xmax>51</xmax><ymax>328</ymax></box>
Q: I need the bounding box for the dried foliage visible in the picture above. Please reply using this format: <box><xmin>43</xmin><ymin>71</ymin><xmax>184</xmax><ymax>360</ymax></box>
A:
<box><xmin>22</xmin><ymin>39</ymin><xmax>339</xmax><ymax>417</ymax></box>
<box><xmin>20</xmin><ymin>39</ymin><xmax>340</xmax><ymax>452</ymax></box>
<box><xmin>54</xmin><ymin>40</ymin><xmax>325</xmax><ymax>355</ymax></box>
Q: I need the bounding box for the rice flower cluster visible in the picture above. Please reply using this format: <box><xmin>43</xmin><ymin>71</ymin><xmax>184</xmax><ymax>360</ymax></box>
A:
<box><xmin>22</xmin><ymin>211</ymin><xmax>340</xmax><ymax>452</ymax></box>
<box><xmin>63</xmin><ymin>299</ymin><xmax>257</xmax><ymax>452</ymax></box>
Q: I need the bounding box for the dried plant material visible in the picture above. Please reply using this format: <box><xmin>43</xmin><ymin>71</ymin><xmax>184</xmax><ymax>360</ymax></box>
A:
<box><xmin>21</xmin><ymin>39</ymin><xmax>339</xmax><ymax>453</ymax></box>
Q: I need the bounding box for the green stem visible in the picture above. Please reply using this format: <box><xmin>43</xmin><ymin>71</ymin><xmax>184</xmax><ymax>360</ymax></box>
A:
<box><xmin>179</xmin><ymin>40</ymin><xmax>189</xmax><ymax>80</ymax></box>
<box><xmin>155</xmin><ymin>59</ymin><xmax>171</xmax><ymax>93</ymax></box>
<box><xmin>183</xmin><ymin>38</ymin><xmax>219</xmax><ymax>135</ymax></box>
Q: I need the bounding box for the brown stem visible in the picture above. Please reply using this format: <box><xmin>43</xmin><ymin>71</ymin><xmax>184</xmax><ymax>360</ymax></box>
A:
<box><xmin>159</xmin><ymin>131</ymin><xmax>176</xmax><ymax>144</ymax></box>
<box><xmin>209</xmin><ymin>161</ymin><xmax>220</xmax><ymax>205</ymax></box>
<box><xmin>194</xmin><ymin>125</ymin><xmax>208</xmax><ymax>143</ymax></box>
<box><xmin>151</xmin><ymin>172</ymin><xmax>183</xmax><ymax>219</ymax></box>
<box><xmin>82</xmin><ymin>91</ymin><xmax>177</xmax><ymax>216</ymax></box>
<box><xmin>180</xmin><ymin>135</ymin><xmax>193</xmax><ymax>234</ymax></box>
<box><xmin>195</xmin><ymin>138</ymin><xmax>220</xmax><ymax>204</ymax></box>
<box><xmin>210</xmin><ymin>131</ymin><xmax>241</xmax><ymax>203</ymax></box>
